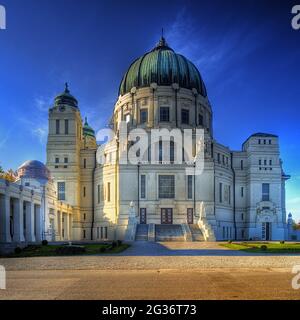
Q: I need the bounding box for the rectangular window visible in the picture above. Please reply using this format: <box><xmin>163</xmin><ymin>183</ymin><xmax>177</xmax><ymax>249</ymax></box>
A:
<box><xmin>57</xmin><ymin>182</ymin><xmax>65</xmax><ymax>200</ymax></box>
<box><xmin>241</xmin><ymin>187</ymin><xmax>244</xmax><ymax>197</ymax></box>
<box><xmin>241</xmin><ymin>213</ymin><xmax>244</xmax><ymax>220</ymax></box>
<box><xmin>269</xmin><ymin>159</ymin><xmax>272</xmax><ymax>165</ymax></box>
<box><xmin>56</xmin><ymin>119</ymin><xmax>60</xmax><ymax>134</ymax></box>
<box><xmin>219</xmin><ymin>182</ymin><xmax>223</xmax><ymax>203</ymax></box>
<box><xmin>160</xmin><ymin>107</ymin><xmax>170</xmax><ymax>122</ymax></box>
<box><xmin>97</xmin><ymin>227</ymin><xmax>100</xmax><ymax>239</ymax></box>
<box><xmin>241</xmin><ymin>160</ymin><xmax>243</xmax><ymax>170</ymax></box>
<box><xmin>55</xmin><ymin>157</ymin><xmax>59</xmax><ymax>163</ymax></box>
<box><xmin>228</xmin><ymin>186</ymin><xmax>231</xmax><ymax>204</ymax></box>
<box><xmin>97</xmin><ymin>185</ymin><xmax>100</xmax><ymax>203</ymax></box>
<box><xmin>187</xmin><ymin>175</ymin><xmax>193</xmax><ymax>199</ymax></box>
<box><xmin>262</xmin><ymin>183</ymin><xmax>270</xmax><ymax>201</ymax></box>
<box><xmin>222</xmin><ymin>155</ymin><xmax>225</xmax><ymax>164</ymax></box>
<box><xmin>148</xmin><ymin>145</ymin><xmax>151</xmax><ymax>163</ymax></box>
<box><xmin>83</xmin><ymin>230</ymin><xmax>86</xmax><ymax>239</ymax></box>
<box><xmin>217</xmin><ymin>153</ymin><xmax>220</xmax><ymax>164</ymax></box>
<box><xmin>65</xmin><ymin>119</ymin><xmax>69</xmax><ymax>134</ymax></box>
<box><xmin>84</xmin><ymin>158</ymin><xmax>86</xmax><ymax>169</ymax></box>
<box><xmin>159</xmin><ymin>140</ymin><xmax>163</xmax><ymax>163</ymax></box>
<box><xmin>159</xmin><ymin>175</ymin><xmax>175</xmax><ymax>199</ymax></box>
<box><xmin>141</xmin><ymin>175</ymin><xmax>146</xmax><ymax>199</ymax></box>
<box><xmin>170</xmin><ymin>141</ymin><xmax>174</xmax><ymax>163</ymax></box>
<box><xmin>107</xmin><ymin>182</ymin><xmax>111</xmax><ymax>202</ymax></box>
<box><xmin>101</xmin><ymin>226</ymin><xmax>108</xmax><ymax>239</ymax></box>
<box><xmin>223</xmin><ymin>226</ymin><xmax>225</xmax><ymax>239</ymax></box>
<box><xmin>264</xmin><ymin>159</ymin><xmax>267</xmax><ymax>165</ymax></box>
<box><xmin>64</xmin><ymin>157</ymin><xmax>68</xmax><ymax>163</ymax></box>
<box><xmin>181</xmin><ymin>109</ymin><xmax>189</xmax><ymax>124</ymax></box>
<box><xmin>83</xmin><ymin>186</ymin><xmax>86</xmax><ymax>197</ymax></box>
<box><xmin>258</xmin><ymin>139</ymin><xmax>261</xmax><ymax>144</ymax></box>
<box><xmin>198</xmin><ymin>114</ymin><xmax>203</xmax><ymax>126</ymax></box>
<box><xmin>269</xmin><ymin>139</ymin><xmax>272</xmax><ymax>144</ymax></box>
<box><xmin>140</xmin><ymin>109</ymin><xmax>148</xmax><ymax>123</ymax></box>
<box><xmin>259</xmin><ymin>159</ymin><xmax>262</xmax><ymax>165</ymax></box>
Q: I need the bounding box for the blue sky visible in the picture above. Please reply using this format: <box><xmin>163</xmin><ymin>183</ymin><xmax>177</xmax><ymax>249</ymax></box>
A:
<box><xmin>0</xmin><ymin>0</ymin><xmax>299</xmax><ymax>219</ymax></box>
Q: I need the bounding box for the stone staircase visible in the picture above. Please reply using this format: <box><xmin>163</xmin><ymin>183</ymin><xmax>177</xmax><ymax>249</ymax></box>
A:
<box><xmin>135</xmin><ymin>224</ymin><xmax>149</xmax><ymax>241</ymax></box>
<box><xmin>155</xmin><ymin>224</ymin><xmax>185</xmax><ymax>242</ymax></box>
<box><xmin>189</xmin><ymin>224</ymin><xmax>205</xmax><ymax>241</ymax></box>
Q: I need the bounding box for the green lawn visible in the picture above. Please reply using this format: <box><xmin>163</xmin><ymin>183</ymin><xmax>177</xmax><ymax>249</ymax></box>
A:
<box><xmin>3</xmin><ymin>243</ymin><xmax>130</xmax><ymax>258</ymax></box>
<box><xmin>220</xmin><ymin>242</ymin><xmax>300</xmax><ymax>253</ymax></box>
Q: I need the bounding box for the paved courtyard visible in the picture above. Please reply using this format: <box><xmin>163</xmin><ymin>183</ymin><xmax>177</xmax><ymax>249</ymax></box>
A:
<box><xmin>0</xmin><ymin>242</ymin><xmax>300</xmax><ymax>299</ymax></box>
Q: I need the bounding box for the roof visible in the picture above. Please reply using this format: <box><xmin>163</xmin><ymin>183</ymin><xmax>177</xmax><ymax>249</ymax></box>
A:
<box><xmin>17</xmin><ymin>160</ymin><xmax>51</xmax><ymax>181</ymax></box>
<box><xmin>119</xmin><ymin>37</ymin><xmax>207</xmax><ymax>97</ymax></box>
<box><xmin>54</xmin><ymin>83</ymin><xmax>78</xmax><ymax>108</ymax></box>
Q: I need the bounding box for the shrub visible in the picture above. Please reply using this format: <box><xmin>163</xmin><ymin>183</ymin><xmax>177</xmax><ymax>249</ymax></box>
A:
<box><xmin>117</xmin><ymin>240</ymin><xmax>122</xmax><ymax>246</ymax></box>
<box><xmin>111</xmin><ymin>241</ymin><xmax>117</xmax><ymax>248</ymax></box>
<box><xmin>14</xmin><ymin>247</ymin><xmax>22</xmax><ymax>254</ymax></box>
<box><xmin>99</xmin><ymin>247</ymin><xmax>106</xmax><ymax>253</ymax></box>
<box><xmin>280</xmin><ymin>241</ymin><xmax>285</xmax><ymax>244</ymax></box>
<box><xmin>42</xmin><ymin>240</ymin><xmax>48</xmax><ymax>246</ymax></box>
<box><xmin>55</xmin><ymin>245</ymin><xmax>86</xmax><ymax>255</ymax></box>
<box><xmin>260</xmin><ymin>245</ymin><xmax>267</xmax><ymax>251</ymax></box>
<box><xmin>228</xmin><ymin>240</ymin><xmax>232</xmax><ymax>244</ymax></box>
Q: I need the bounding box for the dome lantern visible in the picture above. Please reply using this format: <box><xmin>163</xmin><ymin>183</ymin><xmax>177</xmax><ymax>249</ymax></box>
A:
<box><xmin>54</xmin><ymin>82</ymin><xmax>78</xmax><ymax>108</ymax></box>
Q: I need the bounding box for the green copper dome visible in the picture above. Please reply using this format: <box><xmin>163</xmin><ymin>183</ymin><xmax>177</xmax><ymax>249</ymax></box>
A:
<box><xmin>119</xmin><ymin>37</ymin><xmax>207</xmax><ymax>97</ymax></box>
<box><xmin>83</xmin><ymin>117</ymin><xmax>95</xmax><ymax>138</ymax></box>
<box><xmin>55</xmin><ymin>83</ymin><xmax>78</xmax><ymax>108</ymax></box>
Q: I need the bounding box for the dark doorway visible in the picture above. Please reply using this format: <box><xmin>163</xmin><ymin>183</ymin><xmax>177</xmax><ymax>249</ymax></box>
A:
<box><xmin>187</xmin><ymin>208</ymin><xmax>193</xmax><ymax>224</ymax></box>
<box><xmin>140</xmin><ymin>208</ymin><xmax>147</xmax><ymax>224</ymax></box>
<box><xmin>161</xmin><ymin>208</ymin><xmax>173</xmax><ymax>224</ymax></box>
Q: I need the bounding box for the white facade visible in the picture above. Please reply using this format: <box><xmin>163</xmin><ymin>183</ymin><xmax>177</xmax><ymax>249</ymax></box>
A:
<box><xmin>0</xmin><ymin>38</ymin><xmax>290</xmax><ymax>247</ymax></box>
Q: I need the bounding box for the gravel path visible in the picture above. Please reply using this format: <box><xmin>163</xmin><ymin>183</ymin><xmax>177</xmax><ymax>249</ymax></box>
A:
<box><xmin>0</xmin><ymin>242</ymin><xmax>300</xmax><ymax>271</ymax></box>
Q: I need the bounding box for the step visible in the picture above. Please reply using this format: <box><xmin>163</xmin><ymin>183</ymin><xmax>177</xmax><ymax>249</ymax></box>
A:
<box><xmin>135</xmin><ymin>224</ymin><xmax>149</xmax><ymax>241</ymax></box>
<box><xmin>189</xmin><ymin>224</ymin><xmax>205</xmax><ymax>241</ymax></box>
<box><xmin>155</xmin><ymin>224</ymin><xmax>185</xmax><ymax>242</ymax></box>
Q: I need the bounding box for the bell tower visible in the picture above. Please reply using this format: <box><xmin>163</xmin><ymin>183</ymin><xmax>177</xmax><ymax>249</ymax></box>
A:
<box><xmin>46</xmin><ymin>83</ymin><xmax>83</xmax><ymax>240</ymax></box>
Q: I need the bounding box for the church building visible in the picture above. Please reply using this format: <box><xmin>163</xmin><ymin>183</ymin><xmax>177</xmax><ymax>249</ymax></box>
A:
<box><xmin>0</xmin><ymin>36</ymin><xmax>290</xmax><ymax>248</ymax></box>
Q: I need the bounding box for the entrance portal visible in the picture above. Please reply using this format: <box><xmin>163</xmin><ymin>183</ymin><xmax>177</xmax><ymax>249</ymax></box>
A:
<box><xmin>262</xmin><ymin>222</ymin><xmax>271</xmax><ymax>240</ymax></box>
<box><xmin>161</xmin><ymin>208</ymin><xmax>173</xmax><ymax>224</ymax></box>
<box><xmin>140</xmin><ymin>208</ymin><xmax>147</xmax><ymax>224</ymax></box>
<box><xmin>187</xmin><ymin>208</ymin><xmax>193</xmax><ymax>224</ymax></box>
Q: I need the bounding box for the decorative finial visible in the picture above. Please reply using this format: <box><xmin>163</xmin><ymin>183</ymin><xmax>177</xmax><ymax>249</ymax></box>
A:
<box><xmin>65</xmin><ymin>82</ymin><xmax>69</xmax><ymax>93</ymax></box>
<box><xmin>85</xmin><ymin>116</ymin><xmax>88</xmax><ymax>124</ymax></box>
<box><xmin>156</xmin><ymin>28</ymin><xmax>167</xmax><ymax>48</ymax></box>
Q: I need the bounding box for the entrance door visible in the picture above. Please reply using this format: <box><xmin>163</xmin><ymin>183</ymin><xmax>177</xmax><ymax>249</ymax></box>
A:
<box><xmin>161</xmin><ymin>208</ymin><xmax>173</xmax><ymax>224</ymax></box>
<box><xmin>187</xmin><ymin>208</ymin><xmax>193</xmax><ymax>224</ymax></box>
<box><xmin>262</xmin><ymin>222</ymin><xmax>271</xmax><ymax>240</ymax></box>
<box><xmin>140</xmin><ymin>208</ymin><xmax>147</xmax><ymax>224</ymax></box>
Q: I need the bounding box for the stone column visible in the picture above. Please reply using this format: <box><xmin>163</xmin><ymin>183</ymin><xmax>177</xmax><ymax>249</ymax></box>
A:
<box><xmin>54</xmin><ymin>210</ymin><xmax>60</xmax><ymax>241</ymax></box>
<box><xmin>58</xmin><ymin>211</ymin><xmax>63</xmax><ymax>240</ymax></box>
<box><xmin>34</xmin><ymin>204</ymin><xmax>42</xmax><ymax>242</ymax></box>
<box><xmin>25</xmin><ymin>201</ymin><xmax>36</xmax><ymax>242</ymax></box>
<box><xmin>0</xmin><ymin>194</ymin><xmax>12</xmax><ymax>243</ymax></box>
<box><xmin>69</xmin><ymin>214</ymin><xmax>73</xmax><ymax>240</ymax></box>
<box><xmin>13</xmin><ymin>198</ymin><xmax>25</xmax><ymax>242</ymax></box>
<box><xmin>63</xmin><ymin>213</ymin><xmax>69</xmax><ymax>240</ymax></box>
